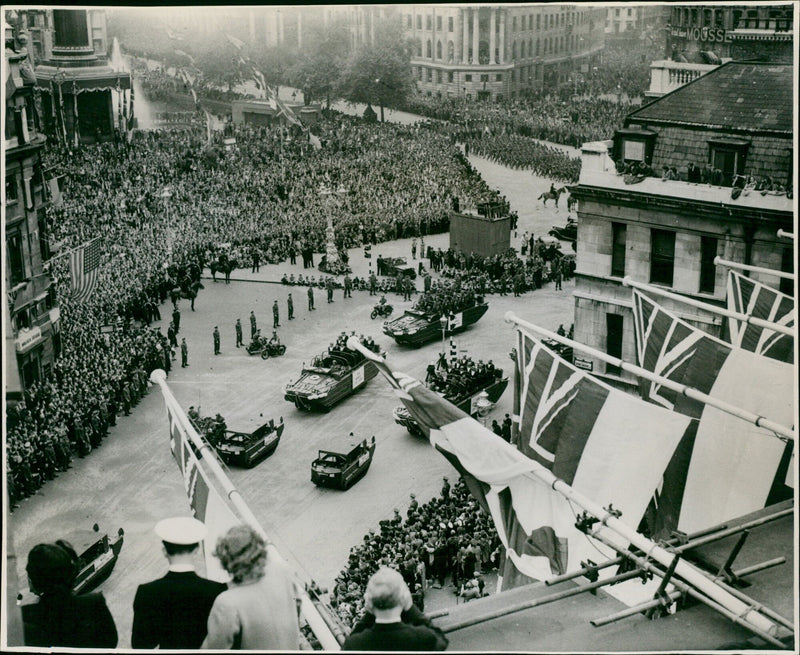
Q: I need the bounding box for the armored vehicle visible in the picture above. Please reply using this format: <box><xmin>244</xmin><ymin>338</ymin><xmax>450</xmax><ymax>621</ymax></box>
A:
<box><xmin>383</xmin><ymin>302</ymin><xmax>489</xmax><ymax>347</ymax></box>
<box><xmin>311</xmin><ymin>437</ymin><xmax>376</xmax><ymax>490</ymax></box>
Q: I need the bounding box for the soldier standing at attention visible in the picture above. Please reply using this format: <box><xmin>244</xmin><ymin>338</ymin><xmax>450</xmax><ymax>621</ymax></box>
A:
<box><xmin>273</xmin><ymin>300</ymin><xmax>280</xmax><ymax>328</ymax></box>
<box><xmin>167</xmin><ymin>322</ymin><xmax>177</xmax><ymax>351</ymax></box>
<box><xmin>172</xmin><ymin>307</ymin><xmax>181</xmax><ymax>334</ymax></box>
<box><xmin>326</xmin><ymin>278</ymin><xmax>334</xmax><ymax>303</ymax></box>
<box><xmin>235</xmin><ymin>319</ymin><xmax>243</xmax><ymax>347</ymax></box>
<box><xmin>369</xmin><ymin>272</ymin><xmax>377</xmax><ymax>296</ymax></box>
<box><xmin>307</xmin><ymin>285</ymin><xmax>315</xmax><ymax>311</ymax></box>
<box><xmin>343</xmin><ymin>275</ymin><xmax>352</xmax><ymax>299</ymax></box>
<box><xmin>213</xmin><ymin>326</ymin><xmax>220</xmax><ymax>355</ymax></box>
<box><xmin>250</xmin><ymin>311</ymin><xmax>257</xmax><ymax>340</ymax></box>
<box><xmin>287</xmin><ymin>293</ymin><xmax>294</xmax><ymax>320</ymax></box>
<box><xmin>181</xmin><ymin>338</ymin><xmax>189</xmax><ymax>368</ymax></box>
<box><xmin>411</xmin><ymin>237</ymin><xmax>417</xmax><ymax>260</ymax></box>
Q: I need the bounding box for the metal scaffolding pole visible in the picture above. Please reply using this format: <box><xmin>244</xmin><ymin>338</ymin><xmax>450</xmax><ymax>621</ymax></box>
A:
<box><xmin>714</xmin><ymin>256</ymin><xmax>794</xmax><ymax>280</ymax></box>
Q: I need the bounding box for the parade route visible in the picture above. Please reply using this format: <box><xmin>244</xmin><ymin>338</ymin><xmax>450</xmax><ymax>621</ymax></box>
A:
<box><xmin>8</xmin><ymin>156</ymin><xmax>576</xmax><ymax>647</ymax></box>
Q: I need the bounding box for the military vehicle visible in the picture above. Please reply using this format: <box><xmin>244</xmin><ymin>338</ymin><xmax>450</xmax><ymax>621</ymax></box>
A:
<box><xmin>311</xmin><ymin>437</ymin><xmax>376</xmax><ymax>490</ymax></box>
<box><xmin>383</xmin><ymin>302</ymin><xmax>489</xmax><ymax>347</ymax></box>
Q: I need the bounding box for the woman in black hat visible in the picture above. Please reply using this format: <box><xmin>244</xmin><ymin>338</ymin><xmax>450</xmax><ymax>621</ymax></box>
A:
<box><xmin>21</xmin><ymin>541</ymin><xmax>118</xmax><ymax>648</ymax></box>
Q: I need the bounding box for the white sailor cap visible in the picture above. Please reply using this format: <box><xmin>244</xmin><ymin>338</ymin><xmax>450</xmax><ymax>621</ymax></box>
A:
<box><xmin>154</xmin><ymin>516</ymin><xmax>207</xmax><ymax>545</ymax></box>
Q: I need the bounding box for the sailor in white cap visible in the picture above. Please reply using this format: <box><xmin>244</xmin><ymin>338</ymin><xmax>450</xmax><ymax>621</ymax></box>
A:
<box><xmin>131</xmin><ymin>517</ymin><xmax>227</xmax><ymax>650</ymax></box>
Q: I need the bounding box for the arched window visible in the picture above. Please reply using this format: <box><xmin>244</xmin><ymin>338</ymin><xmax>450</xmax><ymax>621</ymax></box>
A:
<box><xmin>512</xmin><ymin>41</ymin><xmax>517</xmax><ymax>59</ymax></box>
<box><xmin>436</xmin><ymin>40</ymin><xmax>442</xmax><ymax>59</ymax></box>
<box><xmin>447</xmin><ymin>40</ymin><xmax>454</xmax><ymax>63</ymax></box>
<box><xmin>520</xmin><ymin>40</ymin><xmax>526</xmax><ymax>58</ymax></box>
<box><xmin>416</xmin><ymin>38</ymin><xmax>422</xmax><ymax>57</ymax></box>
<box><xmin>426</xmin><ymin>39</ymin><xmax>432</xmax><ymax>58</ymax></box>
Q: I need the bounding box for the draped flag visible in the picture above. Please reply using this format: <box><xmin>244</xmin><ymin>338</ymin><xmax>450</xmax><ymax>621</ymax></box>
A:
<box><xmin>351</xmin><ymin>337</ymin><xmax>688</xmax><ymax>584</ymax></box>
<box><xmin>164</xmin><ymin>386</ymin><xmax>240</xmax><ymax>582</ymax></box>
<box><xmin>69</xmin><ymin>237</ymin><xmax>102</xmax><ymax>302</ymax></box>
<box><xmin>127</xmin><ymin>80</ymin><xmax>135</xmax><ymax>133</ymax></box>
<box><xmin>632</xmin><ymin>290</ymin><xmax>794</xmax><ymax>536</ymax></box>
<box><xmin>726</xmin><ymin>270</ymin><xmax>795</xmax><ymax>364</ymax></box>
<box><xmin>71</xmin><ymin>82</ymin><xmax>79</xmax><ymax>147</ymax></box>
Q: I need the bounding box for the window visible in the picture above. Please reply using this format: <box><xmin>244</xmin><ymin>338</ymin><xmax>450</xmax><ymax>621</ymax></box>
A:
<box><xmin>611</xmin><ymin>223</ymin><xmax>626</xmax><ymax>277</ymax></box>
<box><xmin>416</xmin><ymin>15</ymin><xmax>422</xmax><ymax>30</ymax></box>
<box><xmin>448</xmin><ymin>16</ymin><xmax>453</xmax><ymax>32</ymax></box>
<box><xmin>426</xmin><ymin>15</ymin><xmax>432</xmax><ymax>30</ymax></box>
<box><xmin>628</xmin><ymin>8</ymin><xmax>633</xmax><ymax>17</ymax></box>
<box><xmin>447</xmin><ymin>71</ymin><xmax>454</xmax><ymax>83</ymax></box>
<box><xmin>418</xmin><ymin>67</ymin><xmax>423</xmax><ymax>81</ymax></box>
<box><xmin>480</xmin><ymin>74</ymin><xmax>489</xmax><ymax>83</ymax></box>
<box><xmin>535</xmin><ymin>39</ymin><xmax>539</xmax><ymax>56</ymax></box>
<box><xmin>778</xmin><ymin>247</ymin><xmax>793</xmax><ymax>295</ymax></box>
<box><xmin>426</xmin><ymin>40</ymin><xmax>432</xmax><ymax>57</ymax></box>
<box><xmin>436</xmin><ymin>16</ymin><xmax>442</xmax><ymax>31</ymax></box>
<box><xmin>436</xmin><ymin>69</ymin><xmax>442</xmax><ymax>83</ymax></box>
<box><xmin>512</xmin><ymin>16</ymin><xmax>517</xmax><ymax>31</ymax></box>
<box><xmin>8</xmin><ymin>231</ymin><xmax>26</xmax><ymax>284</ymax></box>
<box><xmin>699</xmin><ymin>236</ymin><xmax>717</xmax><ymax>293</ymax></box>
<box><xmin>606</xmin><ymin>314</ymin><xmax>623</xmax><ymax>376</ymax></box>
<box><xmin>708</xmin><ymin>139</ymin><xmax>749</xmax><ymax>187</ymax></box>
<box><xmin>615</xmin><ymin>8</ymin><xmax>620</xmax><ymax>17</ymax></box>
<box><xmin>536</xmin><ymin>14</ymin><xmax>540</xmax><ymax>29</ymax></box>
<box><xmin>496</xmin><ymin>73</ymin><xmax>503</xmax><ymax>82</ymax></box>
<box><xmin>436</xmin><ymin>40</ymin><xmax>442</xmax><ymax>59</ymax></box>
<box><xmin>650</xmin><ymin>229</ymin><xmax>675</xmax><ymax>286</ymax></box>
<box><xmin>407</xmin><ymin>15</ymin><xmax>412</xmax><ymax>28</ymax></box>
<box><xmin>465</xmin><ymin>74</ymin><xmax>472</xmax><ymax>82</ymax></box>
<box><xmin>6</xmin><ymin>177</ymin><xmax>19</xmax><ymax>203</ymax></box>
<box><xmin>426</xmin><ymin>68</ymin><xmax>432</xmax><ymax>82</ymax></box>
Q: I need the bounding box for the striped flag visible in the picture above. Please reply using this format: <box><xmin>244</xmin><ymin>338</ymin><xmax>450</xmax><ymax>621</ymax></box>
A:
<box><xmin>164</xmin><ymin>390</ymin><xmax>240</xmax><ymax>582</ymax></box>
<box><xmin>356</xmin><ymin>336</ymin><xmax>688</xmax><ymax>584</ymax></box>
<box><xmin>632</xmin><ymin>290</ymin><xmax>794</xmax><ymax>536</ymax></box>
<box><xmin>726</xmin><ymin>270</ymin><xmax>794</xmax><ymax>363</ymax></box>
<box><xmin>69</xmin><ymin>237</ymin><xmax>102</xmax><ymax>302</ymax></box>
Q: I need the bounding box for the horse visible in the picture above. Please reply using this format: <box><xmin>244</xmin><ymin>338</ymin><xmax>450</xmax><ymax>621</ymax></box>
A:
<box><xmin>537</xmin><ymin>186</ymin><xmax>568</xmax><ymax>208</ymax></box>
<box><xmin>209</xmin><ymin>257</ymin><xmax>238</xmax><ymax>284</ymax></box>
<box><xmin>566</xmin><ymin>194</ymin><xmax>577</xmax><ymax>212</ymax></box>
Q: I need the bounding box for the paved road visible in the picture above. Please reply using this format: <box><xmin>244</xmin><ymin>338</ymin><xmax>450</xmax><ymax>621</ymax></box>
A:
<box><xmin>7</xmin><ymin>152</ymin><xmax>575</xmax><ymax>648</ymax></box>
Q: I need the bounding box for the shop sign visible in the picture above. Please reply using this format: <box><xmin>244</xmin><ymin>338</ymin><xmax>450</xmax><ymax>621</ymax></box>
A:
<box><xmin>670</xmin><ymin>26</ymin><xmax>730</xmax><ymax>43</ymax></box>
<box><xmin>573</xmin><ymin>357</ymin><xmax>593</xmax><ymax>371</ymax></box>
<box><xmin>16</xmin><ymin>326</ymin><xmax>42</xmax><ymax>352</ymax></box>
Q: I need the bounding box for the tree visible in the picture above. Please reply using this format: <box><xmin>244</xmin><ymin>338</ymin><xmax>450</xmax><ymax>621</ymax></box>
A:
<box><xmin>289</xmin><ymin>17</ymin><xmax>349</xmax><ymax>107</ymax></box>
<box><xmin>336</xmin><ymin>18</ymin><xmax>413</xmax><ymax>122</ymax></box>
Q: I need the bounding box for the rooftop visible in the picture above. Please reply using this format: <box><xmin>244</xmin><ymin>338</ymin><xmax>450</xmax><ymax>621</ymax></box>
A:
<box><xmin>626</xmin><ymin>62</ymin><xmax>793</xmax><ymax>134</ymax></box>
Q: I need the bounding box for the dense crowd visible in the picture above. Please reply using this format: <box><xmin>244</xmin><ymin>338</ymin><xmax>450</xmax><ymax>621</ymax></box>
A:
<box><xmin>463</xmin><ymin>134</ymin><xmax>580</xmax><ymax>183</ymax></box>
<box><xmin>7</xmin><ymin>111</ymin><xmax>497</xmax><ymax>507</ymax></box>
<box><xmin>414</xmin><ymin>280</ymin><xmax>481</xmax><ymax>317</ymax></box>
<box><xmin>331</xmin><ymin>477</ymin><xmax>501</xmax><ymax>625</ymax></box>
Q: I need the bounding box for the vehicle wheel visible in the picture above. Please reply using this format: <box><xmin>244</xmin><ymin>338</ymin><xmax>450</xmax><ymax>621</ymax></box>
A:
<box><xmin>278</xmin><ymin>345</ymin><xmax>286</xmax><ymax>356</ymax></box>
<box><xmin>387</xmin><ymin>307</ymin><xmax>393</xmax><ymax>316</ymax></box>
<box><xmin>370</xmin><ymin>309</ymin><xmax>378</xmax><ymax>319</ymax></box>
<box><xmin>261</xmin><ymin>350</ymin><xmax>271</xmax><ymax>360</ymax></box>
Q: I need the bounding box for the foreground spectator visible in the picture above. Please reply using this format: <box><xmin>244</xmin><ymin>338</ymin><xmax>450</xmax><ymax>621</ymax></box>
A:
<box><xmin>21</xmin><ymin>541</ymin><xmax>118</xmax><ymax>648</ymax></box>
<box><xmin>343</xmin><ymin>567</ymin><xmax>448</xmax><ymax>651</ymax></box>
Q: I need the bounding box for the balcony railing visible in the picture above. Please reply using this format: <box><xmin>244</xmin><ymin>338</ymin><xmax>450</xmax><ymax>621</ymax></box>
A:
<box><xmin>646</xmin><ymin>60</ymin><xmax>720</xmax><ymax>97</ymax></box>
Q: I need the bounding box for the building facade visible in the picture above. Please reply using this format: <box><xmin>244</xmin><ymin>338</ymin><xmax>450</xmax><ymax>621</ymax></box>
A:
<box><xmin>403</xmin><ymin>4</ymin><xmax>605</xmax><ymax>101</ymax></box>
<box><xmin>666</xmin><ymin>4</ymin><xmax>793</xmax><ymax>63</ymax></box>
<box><xmin>4</xmin><ymin>23</ymin><xmax>60</xmax><ymax>400</ymax></box>
<box><xmin>23</xmin><ymin>8</ymin><xmax>130</xmax><ymax>144</ymax></box>
<box><xmin>569</xmin><ymin>62</ymin><xmax>793</xmax><ymax>388</ymax></box>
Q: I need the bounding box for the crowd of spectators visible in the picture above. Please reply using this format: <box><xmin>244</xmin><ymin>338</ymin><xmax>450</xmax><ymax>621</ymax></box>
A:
<box><xmin>414</xmin><ymin>280</ymin><xmax>481</xmax><ymax>318</ymax></box>
<box><xmin>463</xmin><ymin>134</ymin><xmax>580</xmax><ymax>183</ymax></box>
<box><xmin>331</xmin><ymin>476</ymin><xmax>501</xmax><ymax>626</ymax></box>
<box><xmin>6</xmin><ymin>110</ymin><xmax>497</xmax><ymax>507</ymax></box>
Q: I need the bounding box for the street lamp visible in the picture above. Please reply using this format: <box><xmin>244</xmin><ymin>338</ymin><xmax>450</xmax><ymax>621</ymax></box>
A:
<box><xmin>439</xmin><ymin>315</ymin><xmax>448</xmax><ymax>356</ymax></box>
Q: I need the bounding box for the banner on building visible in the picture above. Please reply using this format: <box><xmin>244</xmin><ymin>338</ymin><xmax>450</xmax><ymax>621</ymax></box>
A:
<box><xmin>632</xmin><ymin>290</ymin><xmax>794</xmax><ymax>536</ymax></box>
<box><xmin>69</xmin><ymin>237</ymin><xmax>102</xmax><ymax>302</ymax></box>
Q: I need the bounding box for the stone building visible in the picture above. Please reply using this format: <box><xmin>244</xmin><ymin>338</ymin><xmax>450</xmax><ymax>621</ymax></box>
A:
<box><xmin>666</xmin><ymin>4</ymin><xmax>793</xmax><ymax>64</ymax></box>
<box><xmin>404</xmin><ymin>4</ymin><xmax>605</xmax><ymax>101</ymax></box>
<box><xmin>569</xmin><ymin>62</ymin><xmax>793</xmax><ymax>388</ymax></box>
<box><xmin>4</xmin><ymin>23</ymin><xmax>60</xmax><ymax>400</ymax></box>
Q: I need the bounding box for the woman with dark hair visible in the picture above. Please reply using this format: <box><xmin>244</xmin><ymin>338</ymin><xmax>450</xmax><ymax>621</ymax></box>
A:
<box><xmin>21</xmin><ymin>540</ymin><xmax>118</xmax><ymax>648</ymax></box>
<box><xmin>202</xmin><ymin>525</ymin><xmax>300</xmax><ymax>650</ymax></box>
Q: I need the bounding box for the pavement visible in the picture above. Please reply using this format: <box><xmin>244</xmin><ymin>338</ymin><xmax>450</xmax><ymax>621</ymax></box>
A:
<box><xmin>6</xmin><ymin>154</ymin><xmax>577</xmax><ymax>648</ymax></box>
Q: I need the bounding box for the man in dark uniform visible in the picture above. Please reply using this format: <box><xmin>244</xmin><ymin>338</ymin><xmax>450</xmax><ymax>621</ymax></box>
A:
<box><xmin>235</xmin><ymin>318</ymin><xmax>243</xmax><ymax>347</ymax></box>
<box><xmin>273</xmin><ymin>300</ymin><xmax>280</xmax><ymax>328</ymax></box>
<box><xmin>502</xmin><ymin>414</ymin><xmax>512</xmax><ymax>441</ymax></box>
<box><xmin>326</xmin><ymin>277</ymin><xmax>334</xmax><ymax>303</ymax></box>
<box><xmin>167</xmin><ymin>322</ymin><xmax>177</xmax><ymax>351</ymax></box>
<box><xmin>213</xmin><ymin>326</ymin><xmax>220</xmax><ymax>355</ymax></box>
<box><xmin>287</xmin><ymin>293</ymin><xmax>294</xmax><ymax>319</ymax></box>
<box><xmin>343</xmin><ymin>275</ymin><xmax>352</xmax><ymax>298</ymax></box>
<box><xmin>308</xmin><ymin>285</ymin><xmax>315</xmax><ymax>311</ymax></box>
<box><xmin>369</xmin><ymin>272</ymin><xmax>377</xmax><ymax>296</ymax></box>
<box><xmin>249</xmin><ymin>310</ymin><xmax>257</xmax><ymax>340</ymax></box>
<box><xmin>181</xmin><ymin>338</ymin><xmax>189</xmax><ymax>368</ymax></box>
<box><xmin>132</xmin><ymin>517</ymin><xmax>226</xmax><ymax>649</ymax></box>
<box><xmin>172</xmin><ymin>307</ymin><xmax>181</xmax><ymax>334</ymax></box>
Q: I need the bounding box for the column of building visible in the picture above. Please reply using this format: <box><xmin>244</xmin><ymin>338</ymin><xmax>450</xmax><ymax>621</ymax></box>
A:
<box><xmin>489</xmin><ymin>7</ymin><xmax>496</xmax><ymax>64</ymax></box>
<box><xmin>431</xmin><ymin>5</ymin><xmax>436</xmax><ymax>60</ymax></box>
<box><xmin>472</xmin><ymin>6</ymin><xmax>479</xmax><ymax>64</ymax></box>
<box><xmin>462</xmin><ymin>7</ymin><xmax>469</xmax><ymax>64</ymax></box>
<box><xmin>454</xmin><ymin>8</ymin><xmax>461</xmax><ymax>64</ymax></box>
<box><xmin>499</xmin><ymin>9</ymin><xmax>505</xmax><ymax>64</ymax></box>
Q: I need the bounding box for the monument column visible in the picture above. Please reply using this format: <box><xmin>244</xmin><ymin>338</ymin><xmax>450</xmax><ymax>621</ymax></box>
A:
<box><xmin>472</xmin><ymin>6</ymin><xmax>479</xmax><ymax>64</ymax></box>
<box><xmin>462</xmin><ymin>8</ymin><xmax>469</xmax><ymax>64</ymax></box>
<box><xmin>489</xmin><ymin>7</ymin><xmax>496</xmax><ymax>64</ymax></box>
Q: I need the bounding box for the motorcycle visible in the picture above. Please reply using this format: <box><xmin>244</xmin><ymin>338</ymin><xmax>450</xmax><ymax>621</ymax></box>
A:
<box><xmin>260</xmin><ymin>341</ymin><xmax>287</xmax><ymax>359</ymax></box>
<box><xmin>371</xmin><ymin>303</ymin><xmax>394</xmax><ymax>320</ymax></box>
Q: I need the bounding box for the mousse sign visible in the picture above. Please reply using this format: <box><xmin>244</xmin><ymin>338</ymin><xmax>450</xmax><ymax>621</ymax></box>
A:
<box><xmin>670</xmin><ymin>26</ymin><xmax>730</xmax><ymax>43</ymax></box>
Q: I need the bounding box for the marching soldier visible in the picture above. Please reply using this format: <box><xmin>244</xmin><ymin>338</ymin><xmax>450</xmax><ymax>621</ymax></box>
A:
<box><xmin>235</xmin><ymin>318</ymin><xmax>243</xmax><ymax>347</ymax></box>
<box><xmin>308</xmin><ymin>285</ymin><xmax>315</xmax><ymax>311</ymax></box>
<box><xmin>181</xmin><ymin>338</ymin><xmax>189</xmax><ymax>368</ymax></box>
<box><xmin>273</xmin><ymin>300</ymin><xmax>280</xmax><ymax>328</ymax></box>
<box><xmin>213</xmin><ymin>326</ymin><xmax>220</xmax><ymax>355</ymax></box>
<box><xmin>287</xmin><ymin>293</ymin><xmax>294</xmax><ymax>320</ymax></box>
<box><xmin>250</xmin><ymin>310</ymin><xmax>257</xmax><ymax>340</ymax></box>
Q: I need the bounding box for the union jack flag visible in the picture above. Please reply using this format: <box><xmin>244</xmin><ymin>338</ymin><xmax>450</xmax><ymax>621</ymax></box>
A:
<box><xmin>69</xmin><ymin>237</ymin><xmax>102</xmax><ymax>302</ymax></box>
<box><xmin>726</xmin><ymin>270</ymin><xmax>794</xmax><ymax>363</ymax></box>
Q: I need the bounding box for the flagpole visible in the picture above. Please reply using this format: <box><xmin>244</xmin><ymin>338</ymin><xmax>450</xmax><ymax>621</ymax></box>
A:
<box><xmin>149</xmin><ymin>370</ymin><xmax>343</xmax><ymax>650</ymax></box>
<box><xmin>344</xmin><ymin>338</ymin><xmax>782</xmax><ymax>638</ymax></box>
<box><xmin>714</xmin><ymin>257</ymin><xmax>794</xmax><ymax>281</ymax></box>
<box><xmin>622</xmin><ymin>277</ymin><xmax>795</xmax><ymax>337</ymax></box>
<box><xmin>776</xmin><ymin>229</ymin><xmax>794</xmax><ymax>240</ymax></box>
<box><xmin>504</xmin><ymin>312</ymin><xmax>795</xmax><ymax>442</ymax></box>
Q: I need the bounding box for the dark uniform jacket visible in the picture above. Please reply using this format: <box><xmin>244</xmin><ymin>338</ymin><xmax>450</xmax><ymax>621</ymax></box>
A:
<box><xmin>343</xmin><ymin>605</ymin><xmax>447</xmax><ymax>651</ymax></box>
<box><xmin>131</xmin><ymin>570</ymin><xmax>226</xmax><ymax>649</ymax></box>
<box><xmin>22</xmin><ymin>592</ymin><xmax>118</xmax><ymax>649</ymax></box>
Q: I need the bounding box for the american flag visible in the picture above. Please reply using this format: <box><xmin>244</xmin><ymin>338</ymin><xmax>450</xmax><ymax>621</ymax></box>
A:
<box><xmin>69</xmin><ymin>237</ymin><xmax>102</xmax><ymax>302</ymax></box>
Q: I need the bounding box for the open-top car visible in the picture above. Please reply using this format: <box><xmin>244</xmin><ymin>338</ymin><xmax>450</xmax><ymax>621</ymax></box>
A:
<box><xmin>380</xmin><ymin>256</ymin><xmax>417</xmax><ymax>279</ymax></box>
<box><xmin>311</xmin><ymin>436</ymin><xmax>376</xmax><ymax>490</ymax></box>
<box><xmin>383</xmin><ymin>302</ymin><xmax>489</xmax><ymax>347</ymax></box>
<box><xmin>285</xmin><ymin>335</ymin><xmax>383</xmax><ymax>411</ymax></box>
<box><xmin>17</xmin><ymin>524</ymin><xmax>124</xmax><ymax>604</ymax></box>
